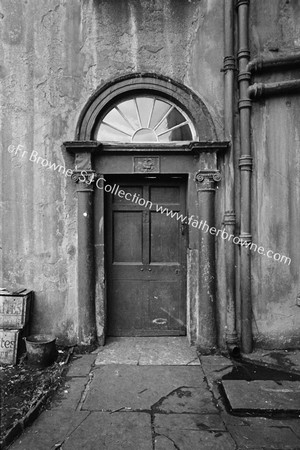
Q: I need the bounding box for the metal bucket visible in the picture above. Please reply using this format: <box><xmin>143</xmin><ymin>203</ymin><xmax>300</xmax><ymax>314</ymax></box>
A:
<box><xmin>24</xmin><ymin>334</ymin><xmax>57</xmax><ymax>368</ymax></box>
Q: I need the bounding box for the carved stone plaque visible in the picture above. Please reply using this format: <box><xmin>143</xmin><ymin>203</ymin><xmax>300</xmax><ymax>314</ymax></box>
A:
<box><xmin>133</xmin><ymin>156</ymin><xmax>160</xmax><ymax>173</ymax></box>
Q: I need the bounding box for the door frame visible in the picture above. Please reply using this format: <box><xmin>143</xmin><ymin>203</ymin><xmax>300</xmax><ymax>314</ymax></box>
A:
<box><xmin>64</xmin><ymin>141</ymin><xmax>229</xmax><ymax>351</ymax></box>
<box><xmin>63</xmin><ymin>70</ymin><xmax>230</xmax><ymax>352</ymax></box>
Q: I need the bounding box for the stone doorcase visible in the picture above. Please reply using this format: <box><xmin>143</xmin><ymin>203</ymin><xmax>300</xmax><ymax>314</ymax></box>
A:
<box><xmin>63</xmin><ymin>74</ymin><xmax>229</xmax><ymax>352</ymax></box>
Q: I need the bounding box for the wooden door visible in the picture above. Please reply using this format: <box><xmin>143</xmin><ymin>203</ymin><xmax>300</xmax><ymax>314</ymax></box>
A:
<box><xmin>106</xmin><ymin>176</ymin><xmax>187</xmax><ymax>336</ymax></box>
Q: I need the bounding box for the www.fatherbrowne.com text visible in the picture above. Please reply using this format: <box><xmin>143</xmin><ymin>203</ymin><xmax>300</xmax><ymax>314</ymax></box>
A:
<box><xmin>79</xmin><ymin>172</ymin><xmax>291</xmax><ymax>266</ymax></box>
<box><xmin>6</xmin><ymin>145</ymin><xmax>291</xmax><ymax>267</ymax></box>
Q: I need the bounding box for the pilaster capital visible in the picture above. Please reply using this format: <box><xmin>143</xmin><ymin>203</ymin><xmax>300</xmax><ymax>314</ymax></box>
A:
<box><xmin>71</xmin><ymin>170</ymin><xmax>96</xmax><ymax>192</ymax></box>
<box><xmin>195</xmin><ymin>170</ymin><xmax>221</xmax><ymax>191</ymax></box>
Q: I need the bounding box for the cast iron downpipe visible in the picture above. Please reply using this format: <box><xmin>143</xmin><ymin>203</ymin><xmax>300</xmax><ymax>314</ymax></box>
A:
<box><xmin>247</xmin><ymin>52</ymin><xmax>300</xmax><ymax>73</ymax></box>
<box><xmin>237</xmin><ymin>0</ymin><xmax>253</xmax><ymax>353</ymax></box>
<box><xmin>223</xmin><ymin>0</ymin><xmax>239</xmax><ymax>356</ymax></box>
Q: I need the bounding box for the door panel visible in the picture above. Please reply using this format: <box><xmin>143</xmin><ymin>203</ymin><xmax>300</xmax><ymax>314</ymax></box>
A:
<box><xmin>113</xmin><ymin>211</ymin><xmax>143</xmax><ymax>262</ymax></box>
<box><xmin>150</xmin><ymin>212</ymin><xmax>179</xmax><ymax>262</ymax></box>
<box><xmin>106</xmin><ymin>176</ymin><xmax>187</xmax><ymax>336</ymax></box>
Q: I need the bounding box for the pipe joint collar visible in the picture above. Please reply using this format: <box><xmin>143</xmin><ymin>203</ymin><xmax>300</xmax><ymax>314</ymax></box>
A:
<box><xmin>238</xmin><ymin>98</ymin><xmax>252</xmax><ymax>109</ymax></box>
<box><xmin>237</xmin><ymin>49</ymin><xmax>250</xmax><ymax>60</ymax></box>
<box><xmin>238</xmin><ymin>71</ymin><xmax>251</xmax><ymax>82</ymax></box>
<box><xmin>236</xmin><ymin>0</ymin><xmax>250</xmax><ymax>7</ymax></box>
<box><xmin>239</xmin><ymin>155</ymin><xmax>253</xmax><ymax>170</ymax></box>
<box><xmin>224</xmin><ymin>211</ymin><xmax>236</xmax><ymax>225</ymax></box>
<box><xmin>223</xmin><ymin>56</ymin><xmax>236</xmax><ymax>71</ymax></box>
<box><xmin>239</xmin><ymin>233</ymin><xmax>252</xmax><ymax>242</ymax></box>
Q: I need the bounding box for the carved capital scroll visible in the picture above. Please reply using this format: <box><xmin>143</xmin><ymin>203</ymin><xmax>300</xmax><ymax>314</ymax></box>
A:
<box><xmin>71</xmin><ymin>170</ymin><xmax>96</xmax><ymax>192</ymax></box>
<box><xmin>195</xmin><ymin>170</ymin><xmax>221</xmax><ymax>192</ymax></box>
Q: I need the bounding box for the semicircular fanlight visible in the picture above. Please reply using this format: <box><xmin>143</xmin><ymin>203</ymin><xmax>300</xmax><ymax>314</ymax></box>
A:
<box><xmin>96</xmin><ymin>95</ymin><xmax>197</xmax><ymax>143</ymax></box>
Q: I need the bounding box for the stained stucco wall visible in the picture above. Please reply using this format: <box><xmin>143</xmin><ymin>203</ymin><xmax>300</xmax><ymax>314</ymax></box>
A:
<box><xmin>249</xmin><ymin>0</ymin><xmax>300</xmax><ymax>347</ymax></box>
<box><xmin>0</xmin><ymin>0</ymin><xmax>225</xmax><ymax>344</ymax></box>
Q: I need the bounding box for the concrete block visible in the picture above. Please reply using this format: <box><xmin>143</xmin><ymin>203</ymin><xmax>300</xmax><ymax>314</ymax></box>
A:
<box><xmin>222</xmin><ymin>380</ymin><xmax>300</xmax><ymax>412</ymax></box>
<box><xmin>227</xmin><ymin>423</ymin><xmax>300</xmax><ymax>449</ymax></box>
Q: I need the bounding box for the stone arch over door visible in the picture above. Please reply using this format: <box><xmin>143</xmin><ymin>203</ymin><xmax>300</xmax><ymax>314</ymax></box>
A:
<box><xmin>63</xmin><ymin>73</ymin><xmax>228</xmax><ymax>351</ymax></box>
<box><xmin>75</xmin><ymin>73</ymin><xmax>217</xmax><ymax>141</ymax></box>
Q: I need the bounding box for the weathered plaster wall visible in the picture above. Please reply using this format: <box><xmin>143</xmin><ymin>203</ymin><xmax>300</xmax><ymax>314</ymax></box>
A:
<box><xmin>249</xmin><ymin>0</ymin><xmax>300</xmax><ymax>347</ymax></box>
<box><xmin>0</xmin><ymin>0</ymin><xmax>225</xmax><ymax>344</ymax></box>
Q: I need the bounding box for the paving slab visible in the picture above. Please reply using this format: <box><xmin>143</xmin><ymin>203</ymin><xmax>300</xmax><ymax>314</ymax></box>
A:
<box><xmin>82</xmin><ymin>365</ymin><xmax>206</xmax><ymax>411</ymax></box>
<box><xmin>66</xmin><ymin>354</ymin><xmax>96</xmax><ymax>377</ymax></box>
<box><xmin>155</xmin><ymin>435</ymin><xmax>176</xmax><ymax>450</ymax></box>
<box><xmin>200</xmin><ymin>355</ymin><xmax>234</xmax><ymax>366</ymax></box>
<box><xmin>154</xmin><ymin>413</ymin><xmax>226</xmax><ymax>431</ymax></box>
<box><xmin>154</xmin><ymin>414</ymin><xmax>234</xmax><ymax>449</ymax></box>
<box><xmin>222</xmin><ymin>380</ymin><xmax>300</xmax><ymax>412</ymax></box>
<box><xmin>154</xmin><ymin>386</ymin><xmax>218</xmax><ymax>414</ymax></box>
<box><xmin>226</xmin><ymin>423</ymin><xmax>300</xmax><ymax>449</ymax></box>
<box><xmin>200</xmin><ymin>355</ymin><xmax>233</xmax><ymax>378</ymax></box>
<box><xmin>62</xmin><ymin>412</ymin><xmax>152</xmax><ymax>450</ymax></box>
<box><xmin>242</xmin><ymin>349</ymin><xmax>300</xmax><ymax>375</ymax></box>
<box><xmin>9</xmin><ymin>409</ymin><xmax>90</xmax><ymax>450</ymax></box>
<box><xmin>10</xmin><ymin>339</ymin><xmax>300</xmax><ymax>450</ymax></box>
<box><xmin>221</xmin><ymin>414</ymin><xmax>300</xmax><ymax>429</ymax></box>
<box><xmin>95</xmin><ymin>336</ymin><xmax>200</xmax><ymax>365</ymax></box>
<box><xmin>51</xmin><ymin>376</ymin><xmax>89</xmax><ymax>410</ymax></box>
<box><xmin>287</xmin><ymin>419</ymin><xmax>300</xmax><ymax>438</ymax></box>
<box><xmin>154</xmin><ymin>429</ymin><xmax>236</xmax><ymax>450</ymax></box>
